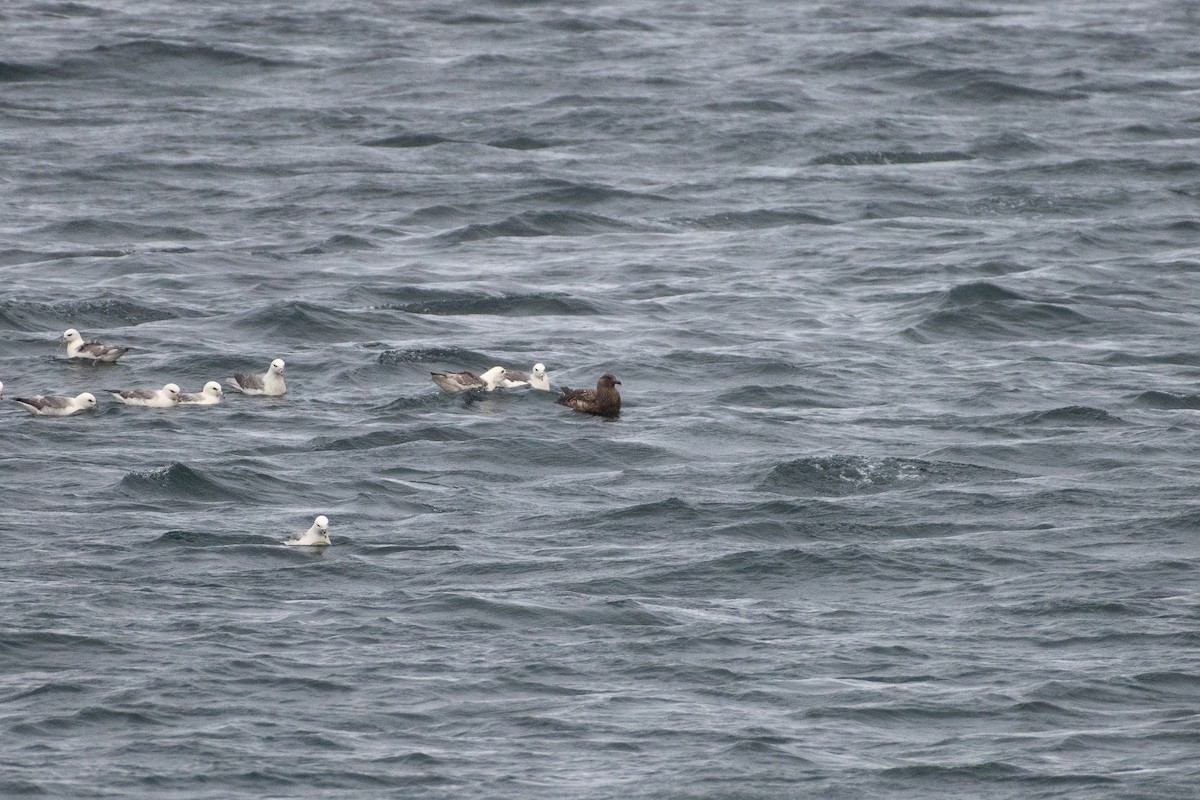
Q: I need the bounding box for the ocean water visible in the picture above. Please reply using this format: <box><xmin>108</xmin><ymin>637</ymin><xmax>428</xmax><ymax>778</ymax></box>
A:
<box><xmin>2</xmin><ymin>0</ymin><xmax>1199</xmax><ymax>797</ymax></box>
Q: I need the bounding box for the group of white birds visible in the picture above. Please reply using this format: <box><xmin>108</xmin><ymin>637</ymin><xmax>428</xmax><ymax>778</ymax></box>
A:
<box><xmin>5</xmin><ymin>328</ymin><xmax>287</xmax><ymax>416</ymax></box>
<box><xmin>6</xmin><ymin>330</ymin><xmax>577</xmax><ymax>548</ymax></box>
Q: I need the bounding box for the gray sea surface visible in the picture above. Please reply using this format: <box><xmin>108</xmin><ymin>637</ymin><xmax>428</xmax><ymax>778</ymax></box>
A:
<box><xmin>2</xmin><ymin>1</ymin><xmax>1200</xmax><ymax>797</ymax></box>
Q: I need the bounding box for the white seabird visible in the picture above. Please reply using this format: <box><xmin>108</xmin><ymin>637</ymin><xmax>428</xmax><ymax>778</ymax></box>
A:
<box><xmin>61</xmin><ymin>328</ymin><xmax>130</xmax><ymax>363</ymax></box>
<box><xmin>178</xmin><ymin>381</ymin><xmax>224</xmax><ymax>405</ymax></box>
<box><xmin>14</xmin><ymin>391</ymin><xmax>98</xmax><ymax>416</ymax></box>
<box><xmin>284</xmin><ymin>515</ymin><xmax>330</xmax><ymax>546</ymax></box>
<box><xmin>227</xmin><ymin>358</ymin><xmax>286</xmax><ymax>396</ymax></box>
<box><xmin>430</xmin><ymin>365</ymin><xmax>507</xmax><ymax>393</ymax></box>
<box><xmin>499</xmin><ymin>363</ymin><xmax>550</xmax><ymax>390</ymax></box>
<box><xmin>107</xmin><ymin>383</ymin><xmax>181</xmax><ymax>407</ymax></box>
<box><xmin>0</xmin><ymin>380</ymin><xmax>4</xmax><ymax>399</ymax></box>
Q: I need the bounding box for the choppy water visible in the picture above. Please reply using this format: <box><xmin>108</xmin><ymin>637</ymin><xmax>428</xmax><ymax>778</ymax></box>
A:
<box><xmin>3</xmin><ymin>1</ymin><xmax>1200</xmax><ymax>797</ymax></box>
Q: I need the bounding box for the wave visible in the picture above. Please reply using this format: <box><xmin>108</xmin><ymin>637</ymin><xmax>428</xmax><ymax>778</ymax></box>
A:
<box><xmin>717</xmin><ymin>384</ymin><xmax>861</xmax><ymax>409</ymax></box>
<box><xmin>671</xmin><ymin>208</ymin><xmax>834</xmax><ymax>230</ymax></box>
<box><xmin>486</xmin><ymin>135</ymin><xmax>558</xmax><ymax>150</ymax></box>
<box><xmin>63</xmin><ymin>39</ymin><xmax>297</xmax><ymax>79</ymax></box>
<box><xmin>372</xmin><ymin>288</ymin><xmax>604</xmax><ymax>316</ymax></box>
<box><xmin>810</xmin><ymin>150</ymin><xmax>972</xmax><ymax>166</ymax></box>
<box><xmin>409</xmin><ymin>593</ymin><xmax>678</xmax><ymax>630</ymax></box>
<box><xmin>32</xmin><ymin>218</ymin><xmax>207</xmax><ymax>245</ymax></box>
<box><xmin>298</xmin><ymin>234</ymin><xmax>379</xmax><ymax>253</ymax></box>
<box><xmin>540</xmin><ymin>15</ymin><xmax>655</xmax><ymax>33</ymax></box>
<box><xmin>901</xmin><ymin>66</ymin><xmax>1090</xmax><ymax>103</ymax></box>
<box><xmin>0</xmin><ymin>631</ymin><xmax>126</xmax><ymax>659</ymax></box>
<box><xmin>816</xmin><ymin>49</ymin><xmax>924</xmax><ymax>73</ymax></box>
<box><xmin>511</xmin><ymin>180</ymin><xmax>671</xmax><ymax>206</ymax></box>
<box><xmin>0</xmin><ymin>296</ymin><xmax>175</xmax><ymax>332</ymax></box>
<box><xmin>902</xmin><ymin>5</ymin><xmax>999</xmax><ymax>18</ymax></box>
<box><xmin>437</xmin><ymin>210</ymin><xmax>646</xmax><ymax>243</ymax></box>
<box><xmin>377</xmin><ymin>346</ymin><xmax>493</xmax><ymax>366</ymax></box>
<box><xmin>1007</xmin><ymin>406</ymin><xmax>1125</xmax><ymax>426</ymax></box>
<box><xmin>704</xmin><ymin>99</ymin><xmax>796</xmax><ymax>113</ymax></box>
<box><xmin>309</xmin><ymin>426</ymin><xmax>475</xmax><ymax>452</ymax></box>
<box><xmin>117</xmin><ymin>462</ymin><xmax>286</xmax><ymax>503</ymax></box>
<box><xmin>362</xmin><ymin>132</ymin><xmax>460</xmax><ymax>148</ymax></box>
<box><xmin>969</xmin><ymin>131</ymin><xmax>1049</xmax><ymax>158</ymax></box>
<box><xmin>1133</xmin><ymin>390</ymin><xmax>1200</xmax><ymax>410</ymax></box>
<box><xmin>223</xmin><ymin>300</ymin><xmax>362</xmax><ymax>340</ymax></box>
<box><xmin>902</xmin><ymin>280</ymin><xmax>1090</xmax><ymax>342</ymax></box>
<box><xmin>0</xmin><ymin>248</ymin><xmax>131</xmax><ymax>268</ymax></box>
<box><xmin>151</xmin><ymin>529</ymin><xmax>273</xmax><ymax>547</ymax></box>
<box><xmin>0</xmin><ymin>60</ymin><xmax>63</xmax><ymax>82</ymax></box>
<box><xmin>879</xmin><ymin>762</ymin><xmax>1030</xmax><ymax>780</ymax></box>
<box><xmin>760</xmin><ymin>455</ymin><xmax>1015</xmax><ymax>496</ymax></box>
<box><xmin>639</xmin><ymin>545</ymin><xmax>925</xmax><ymax>590</ymax></box>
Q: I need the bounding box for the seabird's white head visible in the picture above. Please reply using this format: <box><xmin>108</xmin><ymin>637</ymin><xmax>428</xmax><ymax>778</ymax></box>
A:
<box><xmin>532</xmin><ymin>364</ymin><xmax>546</xmax><ymax>378</ymax></box>
<box><xmin>164</xmin><ymin>383</ymin><xmax>181</xmax><ymax>397</ymax></box>
<box><xmin>61</xmin><ymin>328</ymin><xmax>82</xmax><ymax>344</ymax></box>
<box><xmin>203</xmin><ymin>381</ymin><xmax>223</xmax><ymax>398</ymax></box>
<box><xmin>270</xmin><ymin>359</ymin><xmax>285</xmax><ymax>375</ymax></box>
<box><xmin>284</xmin><ymin>514</ymin><xmax>331</xmax><ymax>546</ymax></box>
<box><xmin>77</xmin><ymin>392</ymin><xmax>97</xmax><ymax>408</ymax></box>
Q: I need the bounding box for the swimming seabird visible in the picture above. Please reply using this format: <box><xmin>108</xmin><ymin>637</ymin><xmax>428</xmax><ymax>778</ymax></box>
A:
<box><xmin>283</xmin><ymin>515</ymin><xmax>330</xmax><ymax>546</ymax></box>
<box><xmin>107</xmin><ymin>383</ymin><xmax>181</xmax><ymax>407</ymax></box>
<box><xmin>60</xmin><ymin>328</ymin><xmax>130</xmax><ymax>363</ymax></box>
<box><xmin>430</xmin><ymin>365</ymin><xmax>507</xmax><ymax>392</ymax></box>
<box><xmin>556</xmin><ymin>373</ymin><xmax>621</xmax><ymax>418</ymax></box>
<box><xmin>178</xmin><ymin>381</ymin><xmax>224</xmax><ymax>405</ymax></box>
<box><xmin>13</xmin><ymin>392</ymin><xmax>98</xmax><ymax>416</ymax></box>
<box><xmin>227</xmin><ymin>358</ymin><xmax>286</xmax><ymax>396</ymax></box>
<box><xmin>500</xmin><ymin>363</ymin><xmax>551</xmax><ymax>390</ymax></box>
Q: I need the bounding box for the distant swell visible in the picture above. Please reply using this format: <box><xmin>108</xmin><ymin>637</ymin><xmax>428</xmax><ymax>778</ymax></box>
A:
<box><xmin>810</xmin><ymin>150</ymin><xmax>971</xmax><ymax>166</ymax></box>
<box><xmin>760</xmin><ymin>456</ymin><xmax>1015</xmax><ymax>495</ymax></box>
<box><xmin>363</xmin><ymin>133</ymin><xmax>460</xmax><ymax>148</ymax></box>
<box><xmin>227</xmin><ymin>300</ymin><xmax>360</xmax><ymax>340</ymax></box>
<box><xmin>936</xmin><ymin>80</ymin><xmax>1089</xmax><ymax>104</ymax></box>
<box><xmin>1009</xmin><ymin>406</ymin><xmax>1125</xmax><ymax>426</ymax></box>
<box><xmin>378</xmin><ymin>347</ymin><xmax>492</xmax><ymax>365</ymax></box>
<box><xmin>378</xmin><ymin>290</ymin><xmax>603</xmax><ymax>317</ymax></box>
<box><xmin>903</xmin><ymin>281</ymin><xmax>1090</xmax><ymax>342</ymax></box>
<box><xmin>1133</xmin><ymin>391</ymin><xmax>1200</xmax><ymax>410</ymax></box>
<box><xmin>310</xmin><ymin>427</ymin><xmax>475</xmax><ymax>451</ymax></box>
<box><xmin>0</xmin><ymin>60</ymin><xmax>62</xmax><ymax>82</ymax></box>
<box><xmin>71</xmin><ymin>39</ymin><xmax>296</xmax><ymax>76</ymax></box>
<box><xmin>34</xmin><ymin>218</ymin><xmax>207</xmax><ymax>245</ymax></box>
<box><xmin>118</xmin><ymin>463</ymin><xmax>271</xmax><ymax>503</ymax></box>
<box><xmin>0</xmin><ymin>297</ymin><xmax>175</xmax><ymax>332</ymax></box>
<box><xmin>438</xmin><ymin>211</ymin><xmax>646</xmax><ymax>243</ymax></box>
<box><xmin>672</xmin><ymin>208</ymin><xmax>835</xmax><ymax>230</ymax></box>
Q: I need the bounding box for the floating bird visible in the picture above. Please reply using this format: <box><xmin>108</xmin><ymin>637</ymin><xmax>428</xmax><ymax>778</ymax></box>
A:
<box><xmin>178</xmin><ymin>381</ymin><xmax>224</xmax><ymax>405</ymax></box>
<box><xmin>430</xmin><ymin>365</ymin><xmax>507</xmax><ymax>393</ymax></box>
<box><xmin>500</xmin><ymin>363</ymin><xmax>550</xmax><ymax>390</ymax></box>
<box><xmin>60</xmin><ymin>328</ymin><xmax>130</xmax><ymax>363</ymax></box>
<box><xmin>227</xmin><ymin>358</ymin><xmax>286</xmax><ymax>396</ymax></box>
<box><xmin>0</xmin><ymin>380</ymin><xmax>4</xmax><ymax>399</ymax></box>
<box><xmin>13</xmin><ymin>392</ymin><xmax>98</xmax><ymax>416</ymax></box>
<box><xmin>557</xmin><ymin>373</ymin><xmax>621</xmax><ymax>418</ymax></box>
<box><xmin>283</xmin><ymin>515</ymin><xmax>330</xmax><ymax>547</ymax></box>
<box><xmin>107</xmin><ymin>383</ymin><xmax>181</xmax><ymax>407</ymax></box>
